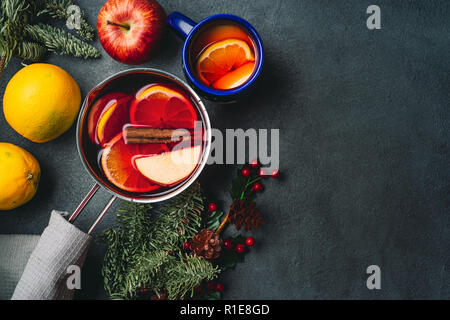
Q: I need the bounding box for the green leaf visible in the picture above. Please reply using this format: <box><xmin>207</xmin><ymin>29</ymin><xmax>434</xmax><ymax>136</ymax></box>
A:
<box><xmin>229</xmin><ymin>169</ymin><xmax>245</xmax><ymax>199</ymax></box>
<box><xmin>204</xmin><ymin>291</ymin><xmax>221</xmax><ymax>300</ymax></box>
<box><xmin>216</xmin><ymin>235</ymin><xmax>246</xmax><ymax>271</ymax></box>
<box><xmin>206</xmin><ymin>210</ymin><xmax>224</xmax><ymax>230</ymax></box>
<box><xmin>230</xmin><ymin>235</ymin><xmax>246</xmax><ymax>245</ymax></box>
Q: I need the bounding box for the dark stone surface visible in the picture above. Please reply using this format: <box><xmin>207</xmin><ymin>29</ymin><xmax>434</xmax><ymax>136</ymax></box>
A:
<box><xmin>0</xmin><ymin>0</ymin><xmax>449</xmax><ymax>299</ymax></box>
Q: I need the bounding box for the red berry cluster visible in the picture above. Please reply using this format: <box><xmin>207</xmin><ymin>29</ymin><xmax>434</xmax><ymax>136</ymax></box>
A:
<box><xmin>194</xmin><ymin>235</ymin><xmax>256</xmax><ymax>296</ymax></box>
<box><xmin>191</xmin><ymin>159</ymin><xmax>280</xmax><ymax>299</ymax></box>
<box><xmin>207</xmin><ymin>281</ymin><xmax>224</xmax><ymax>292</ymax></box>
<box><xmin>195</xmin><ymin>280</ymin><xmax>225</xmax><ymax>294</ymax></box>
<box><xmin>223</xmin><ymin>236</ymin><xmax>255</xmax><ymax>253</ymax></box>
<box><xmin>240</xmin><ymin>161</ymin><xmax>280</xmax><ymax>197</ymax></box>
<box><xmin>242</xmin><ymin>159</ymin><xmax>280</xmax><ymax>191</ymax></box>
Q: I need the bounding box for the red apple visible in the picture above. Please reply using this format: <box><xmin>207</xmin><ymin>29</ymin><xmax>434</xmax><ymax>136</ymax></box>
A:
<box><xmin>97</xmin><ymin>0</ymin><xmax>166</xmax><ymax>65</ymax></box>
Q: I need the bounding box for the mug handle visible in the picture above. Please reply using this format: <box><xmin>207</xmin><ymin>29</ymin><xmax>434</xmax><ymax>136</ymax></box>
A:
<box><xmin>167</xmin><ymin>11</ymin><xmax>197</xmax><ymax>39</ymax></box>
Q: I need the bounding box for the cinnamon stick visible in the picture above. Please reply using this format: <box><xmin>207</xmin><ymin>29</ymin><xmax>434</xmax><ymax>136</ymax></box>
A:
<box><xmin>124</xmin><ymin>127</ymin><xmax>191</xmax><ymax>144</ymax></box>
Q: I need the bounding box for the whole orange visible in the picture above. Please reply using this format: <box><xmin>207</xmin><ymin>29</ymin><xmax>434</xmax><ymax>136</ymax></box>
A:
<box><xmin>3</xmin><ymin>63</ymin><xmax>81</xmax><ymax>143</ymax></box>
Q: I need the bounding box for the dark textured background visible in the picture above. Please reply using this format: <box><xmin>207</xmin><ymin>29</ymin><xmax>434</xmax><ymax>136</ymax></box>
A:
<box><xmin>0</xmin><ymin>0</ymin><xmax>449</xmax><ymax>299</ymax></box>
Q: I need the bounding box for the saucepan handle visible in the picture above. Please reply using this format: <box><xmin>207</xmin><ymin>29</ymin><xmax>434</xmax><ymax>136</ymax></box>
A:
<box><xmin>68</xmin><ymin>183</ymin><xmax>117</xmax><ymax>234</ymax></box>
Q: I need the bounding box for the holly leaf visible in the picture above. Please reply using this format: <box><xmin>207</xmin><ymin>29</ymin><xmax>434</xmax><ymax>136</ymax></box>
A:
<box><xmin>218</xmin><ymin>251</ymin><xmax>245</xmax><ymax>270</ymax></box>
<box><xmin>204</xmin><ymin>291</ymin><xmax>221</xmax><ymax>300</ymax></box>
<box><xmin>216</xmin><ymin>235</ymin><xmax>246</xmax><ymax>271</ymax></box>
<box><xmin>229</xmin><ymin>169</ymin><xmax>245</xmax><ymax>199</ymax></box>
<box><xmin>206</xmin><ymin>210</ymin><xmax>224</xmax><ymax>230</ymax></box>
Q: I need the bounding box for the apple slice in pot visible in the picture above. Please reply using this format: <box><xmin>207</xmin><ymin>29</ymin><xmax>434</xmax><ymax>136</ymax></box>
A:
<box><xmin>134</xmin><ymin>145</ymin><xmax>202</xmax><ymax>187</ymax></box>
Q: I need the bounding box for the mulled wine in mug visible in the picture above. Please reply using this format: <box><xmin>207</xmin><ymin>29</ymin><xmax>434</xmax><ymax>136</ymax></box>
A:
<box><xmin>167</xmin><ymin>12</ymin><xmax>264</xmax><ymax>102</ymax></box>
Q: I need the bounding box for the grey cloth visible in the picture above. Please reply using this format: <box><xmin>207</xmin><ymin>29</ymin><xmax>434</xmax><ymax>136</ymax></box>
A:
<box><xmin>11</xmin><ymin>211</ymin><xmax>91</xmax><ymax>300</ymax></box>
<box><xmin>0</xmin><ymin>234</ymin><xmax>40</xmax><ymax>299</ymax></box>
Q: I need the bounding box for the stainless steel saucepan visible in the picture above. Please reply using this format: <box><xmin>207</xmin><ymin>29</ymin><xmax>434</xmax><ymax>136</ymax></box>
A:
<box><xmin>69</xmin><ymin>68</ymin><xmax>211</xmax><ymax>233</ymax></box>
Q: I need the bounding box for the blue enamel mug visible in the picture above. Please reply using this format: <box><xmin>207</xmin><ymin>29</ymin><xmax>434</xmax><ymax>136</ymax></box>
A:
<box><xmin>167</xmin><ymin>12</ymin><xmax>264</xmax><ymax>103</ymax></box>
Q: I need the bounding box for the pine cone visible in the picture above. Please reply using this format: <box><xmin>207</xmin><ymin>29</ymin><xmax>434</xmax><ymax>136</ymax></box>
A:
<box><xmin>229</xmin><ymin>199</ymin><xmax>264</xmax><ymax>231</ymax></box>
<box><xmin>190</xmin><ymin>229</ymin><xmax>222</xmax><ymax>259</ymax></box>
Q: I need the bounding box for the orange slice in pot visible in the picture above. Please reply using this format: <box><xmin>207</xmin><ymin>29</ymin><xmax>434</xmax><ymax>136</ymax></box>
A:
<box><xmin>130</xmin><ymin>83</ymin><xmax>197</xmax><ymax>129</ymax></box>
<box><xmin>101</xmin><ymin>133</ymin><xmax>169</xmax><ymax>193</ymax></box>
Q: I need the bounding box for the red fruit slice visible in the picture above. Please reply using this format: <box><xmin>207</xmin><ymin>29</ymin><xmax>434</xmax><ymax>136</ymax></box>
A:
<box><xmin>96</xmin><ymin>95</ymin><xmax>132</xmax><ymax>146</ymax></box>
<box><xmin>101</xmin><ymin>133</ymin><xmax>169</xmax><ymax>193</ymax></box>
<box><xmin>88</xmin><ymin>92</ymin><xmax>129</xmax><ymax>144</ymax></box>
<box><xmin>130</xmin><ymin>83</ymin><xmax>197</xmax><ymax>129</ymax></box>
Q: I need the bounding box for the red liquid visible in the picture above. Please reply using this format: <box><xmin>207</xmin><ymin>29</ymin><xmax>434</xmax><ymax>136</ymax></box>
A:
<box><xmin>190</xmin><ymin>21</ymin><xmax>258</xmax><ymax>90</ymax></box>
<box><xmin>82</xmin><ymin>81</ymin><xmax>204</xmax><ymax>197</ymax></box>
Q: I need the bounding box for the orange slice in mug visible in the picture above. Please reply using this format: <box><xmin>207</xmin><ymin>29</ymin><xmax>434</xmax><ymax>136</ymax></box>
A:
<box><xmin>212</xmin><ymin>62</ymin><xmax>255</xmax><ymax>90</ymax></box>
<box><xmin>195</xmin><ymin>39</ymin><xmax>255</xmax><ymax>87</ymax></box>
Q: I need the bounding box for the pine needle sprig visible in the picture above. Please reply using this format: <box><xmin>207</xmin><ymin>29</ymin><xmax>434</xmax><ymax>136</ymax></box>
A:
<box><xmin>24</xmin><ymin>23</ymin><xmax>100</xmax><ymax>59</ymax></box>
<box><xmin>0</xmin><ymin>0</ymin><xmax>99</xmax><ymax>79</ymax></box>
<box><xmin>0</xmin><ymin>0</ymin><xmax>29</xmax><ymax>64</ymax></box>
<box><xmin>120</xmin><ymin>250</ymin><xmax>171</xmax><ymax>299</ymax></box>
<box><xmin>15</xmin><ymin>41</ymin><xmax>47</xmax><ymax>61</ymax></box>
<box><xmin>101</xmin><ymin>228</ymin><xmax>129</xmax><ymax>298</ymax></box>
<box><xmin>101</xmin><ymin>182</ymin><xmax>219</xmax><ymax>300</ymax></box>
<box><xmin>100</xmin><ymin>202</ymin><xmax>154</xmax><ymax>298</ymax></box>
<box><xmin>37</xmin><ymin>0</ymin><xmax>95</xmax><ymax>41</ymax></box>
<box><xmin>151</xmin><ymin>183</ymin><xmax>204</xmax><ymax>251</ymax></box>
<box><xmin>166</xmin><ymin>253</ymin><xmax>219</xmax><ymax>300</ymax></box>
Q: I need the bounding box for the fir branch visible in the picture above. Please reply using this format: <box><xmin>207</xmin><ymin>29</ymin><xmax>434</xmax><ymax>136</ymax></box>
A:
<box><xmin>151</xmin><ymin>185</ymin><xmax>204</xmax><ymax>251</ymax></box>
<box><xmin>0</xmin><ymin>0</ymin><xmax>28</xmax><ymax>64</ymax></box>
<box><xmin>120</xmin><ymin>250</ymin><xmax>171</xmax><ymax>299</ymax></box>
<box><xmin>0</xmin><ymin>0</ymin><xmax>98</xmax><ymax>80</ymax></box>
<box><xmin>116</xmin><ymin>201</ymin><xmax>153</xmax><ymax>241</ymax></box>
<box><xmin>14</xmin><ymin>41</ymin><xmax>47</xmax><ymax>61</ymax></box>
<box><xmin>101</xmin><ymin>182</ymin><xmax>219</xmax><ymax>300</ymax></box>
<box><xmin>101</xmin><ymin>203</ymin><xmax>153</xmax><ymax>298</ymax></box>
<box><xmin>37</xmin><ymin>0</ymin><xmax>95</xmax><ymax>41</ymax></box>
<box><xmin>166</xmin><ymin>254</ymin><xmax>219</xmax><ymax>300</ymax></box>
<box><xmin>24</xmin><ymin>23</ymin><xmax>100</xmax><ymax>59</ymax></box>
<box><xmin>1</xmin><ymin>0</ymin><xmax>29</xmax><ymax>24</ymax></box>
<box><xmin>101</xmin><ymin>229</ymin><xmax>129</xmax><ymax>298</ymax></box>
<box><xmin>27</xmin><ymin>0</ymin><xmax>49</xmax><ymax>16</ymax></box>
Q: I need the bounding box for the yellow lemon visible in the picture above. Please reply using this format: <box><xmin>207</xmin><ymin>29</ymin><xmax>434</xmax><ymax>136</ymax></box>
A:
<box><xmin>0</xmin><ymin>143</ymin><xmax>40</xmax><ymax>210</ymax></box>
<box><xmin>3</xmin><ymin>63</ymin><xmax>81</xmax><ymax>143</ymax></box>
